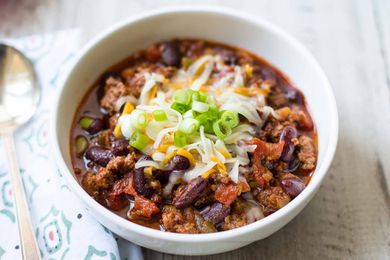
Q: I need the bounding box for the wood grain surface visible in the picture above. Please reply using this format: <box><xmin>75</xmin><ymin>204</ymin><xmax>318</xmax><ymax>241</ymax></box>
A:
<box><xmin>1</xmin><ymin>0</ymin><xmax>389</xmax><ymax>259</ymax></box>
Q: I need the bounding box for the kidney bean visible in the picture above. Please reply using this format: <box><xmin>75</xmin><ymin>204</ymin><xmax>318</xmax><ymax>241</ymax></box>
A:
<box><xmin>131</xmin><ymin>155</ymin><xmax>154</xmax><ymax>197</ymax></box>
<box><xmin>280</xmin><ymin>126</ymin><xmax>298</xmax><ymax>162</ymax></box>
<box><xmin>111</xmin><ymin>139</ymin><xmax>130</xmax><ymax>156</ymax></box>
<box><xmin>285</xmin><ymin>159</ymin><xmax>300</xmax><ymax>172</ymax></box>
<box><xmin>280</xmin><ymin>176</ymin><xmax>305</xmax><ymax>198</ymax></box>
<box><xmin>88</xmin><ymin>118</ymin><xmax>105</xmax><ymax>134</ymax></box>
<box><xmin>200</xmin><ymin>202</ymin><xmax>231</xmax><ymax>225</ymax></box>
<box><xmin>173</xmin><ymin>177</ymin><xmax>208</xmax><ymax>209</ymax></box>
<box><xmin>259</xmin><ymin>66</ymin><xmax>276</xmax><ymax>83</ymax></box>
<box><xmin>284</xmin><ymin>87</ymin><xmax>304</xmax><ymax>105</ymax></box>
<box><xmin>161</xmin><ymin>42</ymin><xmax>181</xmax><ymax>67</ymax></box>
<box><xmin>133</xmin><ymin>168</ymin><xmax>152</xmax><ymax>197</ymax></box>
<box><xmin>163</xmin><ymin>155</ymin><xmax>190</xmax><ymax>172</ymax></box>
<box><xmin>85</xmin><ymin>146</ymin><xmax>114</xmax><ymax>166</ymax></box>
<box><xmin>215</xmin><ymin>48</ymin><xmax>238</xmax><ymax>65</ymax></box>
<box><xmin>79</xmin><ymin>116</ymin><xmax>105</xmax><ymax>135</ymax></box>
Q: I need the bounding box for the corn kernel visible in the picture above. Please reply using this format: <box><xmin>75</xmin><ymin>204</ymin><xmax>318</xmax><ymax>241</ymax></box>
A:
<box><xmin>149</xmin><ymin>86</ymin><xmax>157</xmax><ymax>100</ymax></box>
<box><xmin>122</xmin><ymin>102</ymin><xmax>134</xmax><ymax>115</ymax></box>
<box><xmin>199</xmin><ymin>86</ymin><xmax>208</xmax><ymax>93</ymax></box>
<box><xmin>113</xmin><ymin>124</ymin><xmax>122</xmax><ymax>139</ymax></box>
<box><xmin>244</xmin><ymin>64</ymin><xmax>253</xmax><ymax>78</ymax></box>
<box><xmin>144</xmin><ymin>167</ymin><xmax>153</xmax><ymax>176</ymax></box>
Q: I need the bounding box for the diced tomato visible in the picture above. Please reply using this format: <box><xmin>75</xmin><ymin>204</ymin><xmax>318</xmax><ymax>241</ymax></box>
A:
<box><xmin>248</xmin><ymin>138</ymin><xmax>285</xmax><ymax>187</ymax></box>
<box><xmin>215</xmin><ymin>184</ymin><xmax>239</xmax><ymax>205</ymax></box>
<box><xmin>133</xmin><ymin>196</ymin><xmax>160</xmax><ymax>218</ymax></box>
<box><xmin>110</xmin><ymin>174</ymin><xmax>137</xmax><ymax>197</ymax></box>
<box><xmin>110</xmin><ymin>174</ymin><xmax>159</xmax><ymax>219</ymax></box>
<box><xmin>105</xmin><ymin>192</ymin><xmax>127</xmax><ymax>211</ymax></box>
<box><xmin>248</xmin><ymin>138</ymin><xmax>285</xmax><ymax>160</ymax></box>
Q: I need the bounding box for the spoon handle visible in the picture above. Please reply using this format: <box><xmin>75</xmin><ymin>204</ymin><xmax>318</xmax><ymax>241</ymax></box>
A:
<box><xmin>2</xmin><ymin>132</ymin><xmax>41</xmax><ymax>260</ymax></box>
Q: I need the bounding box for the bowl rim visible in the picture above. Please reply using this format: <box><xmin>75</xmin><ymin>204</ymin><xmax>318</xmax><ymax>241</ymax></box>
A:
<box><xmin>51</xmin><ymin>5</ymin><xmax>339</xmax><ymax>243</ymax></box>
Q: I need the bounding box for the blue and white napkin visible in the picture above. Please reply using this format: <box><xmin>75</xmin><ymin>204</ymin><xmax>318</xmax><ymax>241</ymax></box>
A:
<box><xmin>0</xmin><ymin>29</ymin><xmax>143</xmax><ymax>260</ymax></box>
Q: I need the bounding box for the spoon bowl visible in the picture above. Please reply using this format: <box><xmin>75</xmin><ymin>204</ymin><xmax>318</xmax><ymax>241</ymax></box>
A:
<box><xmin>0</xmin><ymin>44</ymin><xmax>40</xmax><ymax>129</ymax></box>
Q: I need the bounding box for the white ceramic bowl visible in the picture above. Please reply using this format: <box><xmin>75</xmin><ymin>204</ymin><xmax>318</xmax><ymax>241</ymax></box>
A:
<box><xmin>52</xmin><ymin>6</ymin><xmax>338</xmax><ymax>255</ymax></box>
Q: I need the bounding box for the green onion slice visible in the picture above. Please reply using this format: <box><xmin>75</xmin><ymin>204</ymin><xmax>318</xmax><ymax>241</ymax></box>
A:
<box><xmin>174</xmin><ymin>131</ymin><xmax>187</xmax><ymax>147</ymax></box>
<box><xmin>213</xmin><ymin>119</ymin><xmax>232</xmax><ymax>140</ymax></box>
<box><xmin>171</xmin><ymin>102</ymin><xmax>191</xmax><ymax>114</ymax></box>
<box><xmin>179</xmin><ymin>118</ymin><xmax>200</xmax><ymax>134</ymax></box>
<box><xmin>75</xmin><ymin>135</ymin><xmax>88</xmax><ymax>156</ymax></box>
<box><xmin>130</xmin><ymin>109</ymin><xmax>148</xmax><ymax>130</ymax></box>
<box><xmin>221</xmin><ymin>110</ymin><xmax>239</xmax><ymax>128</ymax></box>
<box><xmin>79</xmin><ymin>117</ymin><xmax>94</xmax><ymax>130</ymax></box>
<box><xmin>192</xmin><ymin>101</ymin><xmax>210</xmax><ymax>113</ymax></box>
<box><xmin>195</xmin><ymin>112</ymin><xmax>218</xmax><ymax>134</ymax></box>
<box><xmin>129</xmin><ymin>132</ymin><xmax>148</xmax><ymax>151</ymax></box>
<box><xmin>199</xmin><ymin>92</ymin><xmax>209</xmax><ymax>103</ymax></box>
<box><xmin>191</xmin><ymin>91</ymin><xmax>201</xmax><ymax>102</ymax></box>
<box><xmin>173</xmin><ymin>89</ymin><xmax>192</xmax><ymax>105</ymax></box>
<box><xmin>152</xmin><ymin>109</ymin><xmax>168</xmax><ymax>121</ymax></box>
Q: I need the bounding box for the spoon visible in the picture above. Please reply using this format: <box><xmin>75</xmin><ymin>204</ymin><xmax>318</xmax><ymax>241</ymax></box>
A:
<box><xmin>0</xmin><ymin>44</ymin><xmax>41</xmax><ymax>260</ymax></box>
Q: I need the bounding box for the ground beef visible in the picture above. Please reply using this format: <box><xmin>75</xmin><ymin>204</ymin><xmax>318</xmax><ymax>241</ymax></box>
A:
<box><xmin>82</xmin><ymin>168</ymin><xmax>114</xmax><ymax>199</ymax></box>
<box><xmin>267</xmin><ymin>86</ymin><xmax>289</xmax><ymax>108</ymax></box>
<box><xmin>154</xmin><ymin>66</ymin><xmax>176</xmax><ymax>78</ymax></box>
<box><xmin>219</xmin><ymin>213</ymin><xmax>248</xmax><ymax>231</ymax></box>
<box><xmin>259</xmin><ymin>120</ymin><xmax>284</xmax><ymax>142</ymax></box>
<box><xmin>82</xmin><ymin>152</ymin><xmax>136</xmax><ymax>198</ymax></box>
<box><xmin>108</xmin><ymin>114</ymin><xmax>119</xmax><ymax>130</ymax></box>
<box><xmin>256</xmin><ymin>186</ymin><xmax>291</xmax><ymax>210</ymax></box>
<box><xmin>161</xmin><ymin>206</ymin><xmax>203</xmax><ymax>233</ymax></box>
<box><xmin>145</xmin><ymin>44</ymin><xmax>161</xmax><ymax>62</ymax></box>
<box><xmin>297</xmin><ymin>135</ymin><xmax>316</xmax><ymax>170</ymax></box>
<box><xmin>100</xmin><ymin>77</ymin><xmax>132</xmax><ymax>114</ymax></box>
<box><xmin>106</xmin><ymin>152</ymin><xmax>137</xmax><ymax>175</ymax></box>
<box><xmin>126</xmin><ymin>72</ymin><xmax>145</xmax><ymax>98</ymax></box>
<box><xmin>290</xmin><ymin>106</ymin><xmax>314</xmax><ymax>130</ymax></box>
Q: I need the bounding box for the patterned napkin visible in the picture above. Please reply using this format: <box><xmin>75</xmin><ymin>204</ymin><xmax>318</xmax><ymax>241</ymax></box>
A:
<box><xmin>0</xmin><ymin>30</ymin><xmax>143</xmax><ymax>260</ymax></box>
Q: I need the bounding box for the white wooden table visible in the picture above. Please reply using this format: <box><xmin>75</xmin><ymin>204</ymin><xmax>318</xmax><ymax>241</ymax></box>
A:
<box><xmin>1</xmin><ymin>0</ymin><xmax>389</xmax><ymax>259</ymax></box>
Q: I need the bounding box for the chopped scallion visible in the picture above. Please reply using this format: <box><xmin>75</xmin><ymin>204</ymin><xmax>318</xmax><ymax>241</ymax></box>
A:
<box><xmin>129</xmin><ymin>132</ymin><xmax>148</xmax><ymax>151</ymax></box>
<box><xmin>173</xmin><ymin>89</ymin><xmax>191</xmax><ymax>105</ymax></box>
<box><xmin>192</xmin><ymin>101</ymin><xmax>210</xmax><ymax>113</ymax></box>
<box><xmin>174</xmin><ymin>131</ymin><xmax>187</xmax><ymax>147</ymax></box>
<box><xmin>75</xmin><ymin>135</ymin><xmax>88</xmax><ymax>156</ymax></box>
<box><xmin>221</xmin><ymin>111</ymin><xmax>239</xmax><ymax>128</ymax></box>
<box><xmin>171</xmin><ymin>102</ymin><xmax>191</xmax><ymax>114</ymax></box>
<box><xmin>179</xmin><ymin>118</ymin><xmax>200</xmax><ymax>134</ymax></box>
<box><xmin>213</xmin><ymin>119</ymin><xmax>232</xmax><ymax>140</ymax></box>
<box><xmin>200</xmin><ymin>92</ymin><xmax>211</xmax><ymax>103</ymax></box>
<box><xmin>152</xmin><ymin>109</ymin><xmax>168</xmax><ymax>121</ymax></box>
<box><xmin>195</xmin><ymin>113</ymin><xmax>215</xmax><ymax>133</ymax></box>
<box><xmin>79</xmin><ymin>117</ymin><xmax>94</xmax><ymax>130</ymax></box>
<box><xmin>130</xmin><ymin>109</ymin><xmax>148</xmax><ymax>130</ymax></box>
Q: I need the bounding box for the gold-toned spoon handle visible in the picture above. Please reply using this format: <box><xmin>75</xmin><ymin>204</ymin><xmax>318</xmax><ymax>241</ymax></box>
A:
<box><xmin>2</xmin><ymin>131</ymin><xmax>41</xmax><ymax>260</ymax></box>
